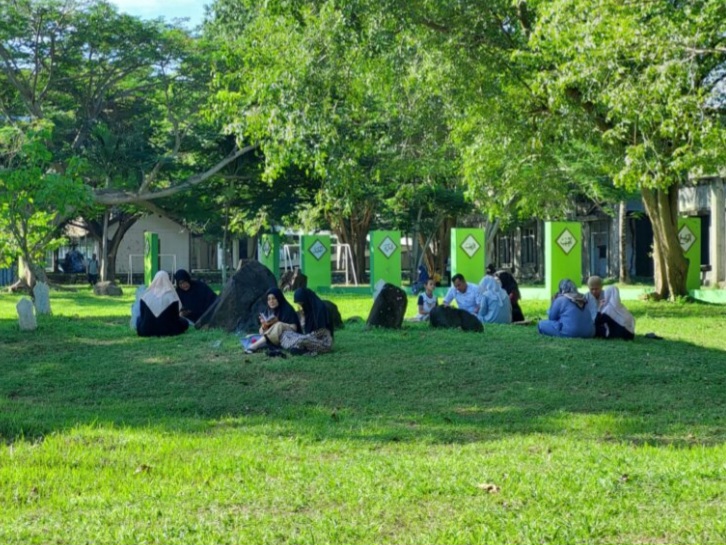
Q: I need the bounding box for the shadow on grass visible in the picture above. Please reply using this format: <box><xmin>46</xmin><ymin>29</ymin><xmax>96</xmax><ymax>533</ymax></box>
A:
<box><xmin>0</xmin><ymin>313</ymin><xmax>725</xmax><ymax>448</ymax></box>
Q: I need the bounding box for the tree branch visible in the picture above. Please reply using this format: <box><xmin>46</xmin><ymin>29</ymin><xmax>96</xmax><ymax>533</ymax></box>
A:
<box><xmin>93</xmin><ymin>143</ymin><xmax>259</xmax><ymax>205</ymax></box>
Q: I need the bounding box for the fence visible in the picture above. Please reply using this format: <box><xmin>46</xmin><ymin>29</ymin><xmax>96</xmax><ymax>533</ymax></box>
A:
<box><xmin>0</xmin><ymin>267</ymin><xmax>15</xmax><ymax>287</ymax></box>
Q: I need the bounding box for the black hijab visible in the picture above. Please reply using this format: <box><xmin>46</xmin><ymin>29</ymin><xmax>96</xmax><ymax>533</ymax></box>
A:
<box><xmin>174</xmin><ymin>269</ymin><xmax>218</xmax><ymax>322</ymax></box>
<box><xmin>496</xmin><ymin>270</ymin><xmax>521</xmax><ymax>300</ymax></box>
<box><xmin>294</xmin><ymin>288</ymin><xmax>333</xmax><ymax>336</ymax></box>
<box><xmin>265</xmin><ymin>288</ymin><xmax>301</xmax><ymax>331</ymax></box>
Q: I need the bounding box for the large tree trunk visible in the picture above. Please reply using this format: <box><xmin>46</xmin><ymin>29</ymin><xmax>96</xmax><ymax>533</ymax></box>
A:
<box><xmin>618</xmin><ymin>200</ymin><xmax>630</xmax><ymax>284</ymax></box>
<box><xmin>18</xmin><ymin>255</ymin><xmax>47</xmax><ymax>288</ymax></box>
<box><xmin>82</xmin><ymin>211</ymin><xmax>142</xmax><ymax>283</ymax></box>
<box><xmin>641</xmin><ymin>186</ymin><xmax>688</xmax><ymax>299</ymax></box>
<box><xmin>329</xmin><ymin>203</ymin><xmax>374</xmax><ymax>283</ymax></box>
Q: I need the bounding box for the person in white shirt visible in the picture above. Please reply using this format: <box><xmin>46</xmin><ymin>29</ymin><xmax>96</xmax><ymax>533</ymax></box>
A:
<box><xmin>412</xmin><ymin>279</ymin><xmax>438</xmax><ymax>321</ymax></box>
<box><xmin>443</xmin><ymin>273</ymin><xmax>480</xmax><ymax>316</ymax></box>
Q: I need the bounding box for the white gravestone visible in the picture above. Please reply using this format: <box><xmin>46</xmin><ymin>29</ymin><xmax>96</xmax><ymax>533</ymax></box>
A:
<box><xmin>33</xmin><ymin>281</ymin><xmax>51</xmax><ymax>315</ymax></box>
<box><xmin>17</xmin><ymin>298</ymin><xmax>37</xmax><ymax>331</ymax></box>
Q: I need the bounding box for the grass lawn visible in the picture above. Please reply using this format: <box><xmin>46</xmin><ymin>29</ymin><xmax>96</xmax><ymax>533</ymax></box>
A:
<box><xmin>1</xmin><ymin>287</ymin><xmax>725</xmax><ymax>544</ymax></box>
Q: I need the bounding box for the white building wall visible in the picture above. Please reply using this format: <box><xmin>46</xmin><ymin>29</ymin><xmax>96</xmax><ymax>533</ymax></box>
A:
<box><xmin>115</xmin><ymin>215</ymin><xmax>190</xmax><ymax>275</ymax></box>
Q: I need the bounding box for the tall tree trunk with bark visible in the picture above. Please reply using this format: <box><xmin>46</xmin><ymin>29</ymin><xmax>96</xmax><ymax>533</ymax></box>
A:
<box><xmin>641</xmin><ymin>186</ymin><xmax>688</xmax><ymax>299</ymax></box>
<box><xmin>328</xmin><ymin>203</ymin><xmax>374</xmax><ymax>283</ymax></box>
<box><xmin>618</xmin><ymin>200</ymin><xmax>630</xmax><ymax>284</ymax></box>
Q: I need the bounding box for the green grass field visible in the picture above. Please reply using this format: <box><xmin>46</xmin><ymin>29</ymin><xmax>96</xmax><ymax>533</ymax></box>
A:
<box><xmin>1</xmin><ymin>287</ymin><xmax>725</xmax><ymax>544</ymax></box>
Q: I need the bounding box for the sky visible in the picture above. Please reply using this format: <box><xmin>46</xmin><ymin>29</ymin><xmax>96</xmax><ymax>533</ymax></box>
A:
<box><xmin>108</xmin><ymin>0</ymin><xmax>207</xmax><ymax>27</ymax></box>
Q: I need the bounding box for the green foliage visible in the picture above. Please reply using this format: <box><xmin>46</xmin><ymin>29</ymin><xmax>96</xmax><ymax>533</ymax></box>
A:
<box><xmin>0</xmin><ymin>123</ymin><xmax>91</xmax><ymax>266</ymax></box>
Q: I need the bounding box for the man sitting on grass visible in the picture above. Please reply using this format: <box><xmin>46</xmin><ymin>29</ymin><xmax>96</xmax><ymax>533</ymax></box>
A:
<box><xmin>443</xmin><ymin>273</ymin><xmax>480</xmax><ymax>316</ymax></box>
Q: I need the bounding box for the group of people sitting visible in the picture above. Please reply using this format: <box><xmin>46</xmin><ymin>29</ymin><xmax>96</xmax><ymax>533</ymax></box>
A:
<box><xmin>133</xmin><ymin>270</ymin><xmax>334</xmax><ymax>356</ymax></box>
<box><xmin>538</xmin><ymin>276</ymin><xmax>635</xmax><ymax>340</ymax></box>
<box><xmin>414</xmin><ymin>266</ymin><xmax>525</xmax><ymax>325</ymax></box>
<box><xmin>414</xmin><ymin>267</ymin><xmax>635</xmax><ymax>341</ymax></box>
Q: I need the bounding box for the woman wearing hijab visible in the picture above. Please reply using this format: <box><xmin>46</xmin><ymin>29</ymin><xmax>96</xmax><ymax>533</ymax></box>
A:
<box><xmin>537</xmin><ymin>279</ymin><xmax>595</xmax><ymax>339</ymax></box>
<box><xmin>279</xmin><ymin>288</ymin><xmax>334</xmax><ymax>355</ymax></box>
<box><xmin>477</xmin><ymin>275</ymin><xmax>512</xmax><ymax>324</ymax></box>
<box><xmin>246</xmin><ymin>288</ymin><xmax>302</xmax><ymax>353</ymax></box>
<box><xmin>595</xmin><ymin>286</ymin><xmax>635</xmax><ymax>340</ymax></box>
<box><xmin>496</xmin><ymin>270</ymin><xmax>525</xmax><ymax>322</ymax></box>
<box><xmin>174</xmin><ymin>269</ymin><xmax>218</xmax><ymax>323</ymax></box>
<box><xmin>137</xmin><ymin>271</ymin><xmax>189</xmax><ymax>337</ymax></box>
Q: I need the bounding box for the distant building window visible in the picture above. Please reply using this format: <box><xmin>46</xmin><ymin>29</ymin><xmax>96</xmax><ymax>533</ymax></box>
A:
<box><xmin>521</xmin><ymin>227</ymin><xmax>536</xmax><ymax>266</ymax></box>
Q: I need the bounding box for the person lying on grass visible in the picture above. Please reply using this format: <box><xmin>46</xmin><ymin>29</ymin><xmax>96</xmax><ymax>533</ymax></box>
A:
<box><xmin>246</xmin><ymin>288</ymin><xmax>301</xmax><ymax>353</ymax></box>
<box><xmin>595</xmin><ymin>286</ymin><xmax>635</xmax><ymax>341</ymax></box>
<box><xmin>538</xmin><ymin>279</ymin><xmax>595</xmax><ymax>339</ymax></box>
<box><xmin>137</xmin><ymin>271</ymin><xmax>189</xmax><ymax>337</ymax></box>
<box><xmin>278</xmin><ymin>288</ymin><xmax>334</xmax><ymax>356</ymax></box>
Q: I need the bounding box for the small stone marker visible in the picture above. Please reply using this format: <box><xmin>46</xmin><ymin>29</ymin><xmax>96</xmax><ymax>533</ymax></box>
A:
<box><xmin>33</xmin><ymin>281</ymin><xmax>51</xmax><ymax>315</ymax></box>
<box><xmin>17</xmin><ymin>298</ymin><xmax>37</xmax><ymax>331</ymax></box>
<box><xmin>94</xmin><ymin>281</ymin><xmax>124</xmax><ymax>297</ymax></box>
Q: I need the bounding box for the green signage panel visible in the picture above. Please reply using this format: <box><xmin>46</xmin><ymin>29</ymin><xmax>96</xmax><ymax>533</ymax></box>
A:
<box><xmin>258</xmin><ymin>233</ymin><xmax>280</xmax><ymax>279</ymax></box>
<box><xmin>450</xmin><ymin>228</ymin><xmax>485</xmax><ymax>284</ymax></box>
<box><xmin>370</xmin><ymin>230</ymin><xmax>401</xmax><ymax>290</ymax></box>
<box><xmin>144</xmin><ymin>232</ymin><xmax>159</xmax><ymax>285</ymax></box>
<box><xmin>678</xmin><ymin>217</ymin><xmax>701</xmax><ymax>291</ymax></box>
<box><xmin>301</xmin><ymin>234</ymin><xmax>331</xmax><ymax>289</ymax></box>
<box><xmin>545</xmin><ymin>222</ymin><xmax>582</xmax><ymax>297</ymax></box>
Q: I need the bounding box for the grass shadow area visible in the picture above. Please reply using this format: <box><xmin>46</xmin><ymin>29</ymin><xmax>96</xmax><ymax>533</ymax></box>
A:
<box><xmin>1</xmin><ymin>292</ymin><xmax>725</xmax><ymax>447</ymax></box>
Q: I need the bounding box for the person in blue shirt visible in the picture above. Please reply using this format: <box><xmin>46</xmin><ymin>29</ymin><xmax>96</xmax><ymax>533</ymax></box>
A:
<box><xmin>443</xmin><ymin>273</ymin><xmax>479</xmax><ymax>316</ymax></box>
<box><xmin>538</xmin><ymin>279</ymin><xmax>595</xmax><ymax>339</ymax></box>
<box><xmin>477</xmin><ymin>275</ymin><xmax>512</xmax><ymax>324</ymax></box>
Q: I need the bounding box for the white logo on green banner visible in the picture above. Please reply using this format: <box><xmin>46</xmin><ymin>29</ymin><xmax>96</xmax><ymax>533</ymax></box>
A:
<box><xmin>309</xmin><ymin>239</ymin><xmax>328</xmax><ymax>261</ymax></box>
<box><xmin>556</xmin><ymin>229</ymin><xmax>577</xmax><ymax>255</ymax></box>
<box><xmin>461</xmin><ymin>235</ymin><xmax>481</xmax><ymax>258</ymax></box>
<box><xmin>678</xmin><ymin>225</ymin><xmax>696</xmax><ymax>252</ymax></box>
<box><xmin>378</xmin><ymin>236</ymin><xmax>397</xmax><ymax>259</ymax></box>
<box><xmin>262</xmin><ymin>239</ymin><xmax>272</xmax><ymax>258</ymax></box>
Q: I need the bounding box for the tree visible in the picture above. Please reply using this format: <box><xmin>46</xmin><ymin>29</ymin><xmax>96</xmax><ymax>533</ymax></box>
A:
<box><xmin>527</xmin><ymin>0</ymin><xmax>726</xmax><ymax>298</ymax></box>
<box><xmin>0</xmin><ymin>123</ymin><xmax>91</xmax><ymax>286</ymax></box>
<box><xmin>0</xmin><ymin>0</ymin><xmax>257</xmax><ymax>280</ymax></box>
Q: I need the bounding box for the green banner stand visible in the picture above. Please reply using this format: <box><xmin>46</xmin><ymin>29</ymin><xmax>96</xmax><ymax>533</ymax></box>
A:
<box><xmin>545</xmin><ymin>222</ymin><xmax>582</xmax><ymax>297</ymax></box>
<box><xmin>144</xmin><ymin>232</ymin><xmax>159</xmax><ymax>285</ymax></box>
<box><xmin>370</xmin><ymin>230</ymin><xmax>401</xmax><ymax>289</ymax></box>
<box><xmin>258</xmin><ymin>233</ymin><xmax>280</xmax><ymax>279</ymax></box>
<box><xmin>450</xmin><ymin>228</ymin><xmax>485</xmax><ymax>284</ymax></box>
<box><xmin>301</xmin><ymin>234</ymin><xmax>331</xmax><ymax>289</ymax></box>
<box><xmin>678</xmin><ymin>217</ymin><xmax>701</xmax><ymax>291</ymax></box>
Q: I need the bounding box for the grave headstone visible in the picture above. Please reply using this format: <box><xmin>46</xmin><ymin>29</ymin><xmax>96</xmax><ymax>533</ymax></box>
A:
<box><xmin>17</xmin><ymin>298</ymin><xmax>37</xmax><ymax>331</ymax></box>
<box><xmin>33</xmin><ymin>281</ymin><xmax>51</xmax><ymax>315</ymax></box>
<box><xmin>94</xmin><ymin>281</ymin><xmax>124</xmax><ymax>297</ymax></box>
<box><xmin>429</xmin><ymin>305</ymin><xmax>483</xmax><ymax>332</ymax></box>
<box><xmin>258</xmin><ymin>233</ymin><xmax>280</xmax><ymax>280</ymax></box>
<box><xmin>196</xmin><ymin>260</ymin><xmax>277</xmax><ymax>333</ymax></box>
<box><xmin>366</xmin><ymin>283</ymin><xmax>407</xmax><ymax>329</ymax></box>
<box><xmin>545</xmin><ymin>222</ymin><xmax>582</xmax><ymax>298</ymax></box>
<box><xmin>301</xmin><ymin>235</ymin><xmax>331</xmax><ymax>289</ymax></box>
<box><xmin>450</xmin><ymin>228</ymin><xmax>486</xmax><ymax>284</ymax></box>
<box><xmin>370</xmin><ymin>230</ymin><xmax>401</xmax><ymax>289</ymax></box>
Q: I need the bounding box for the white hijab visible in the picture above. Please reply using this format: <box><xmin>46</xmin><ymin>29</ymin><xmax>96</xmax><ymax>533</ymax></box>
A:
<box><xmin>601</xmin><ymin>286</ymin><xmax>635</xmax><ymax>334</ymax></box>
<box><xmin>479</xmin><ymin>275</ymin><xmax>508</xmax><ymax>310</ymax></box>
<box><xmin>141</xmin><ymin>271</ymin><xmax>181</xmax><ymax>318</ymax></box>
